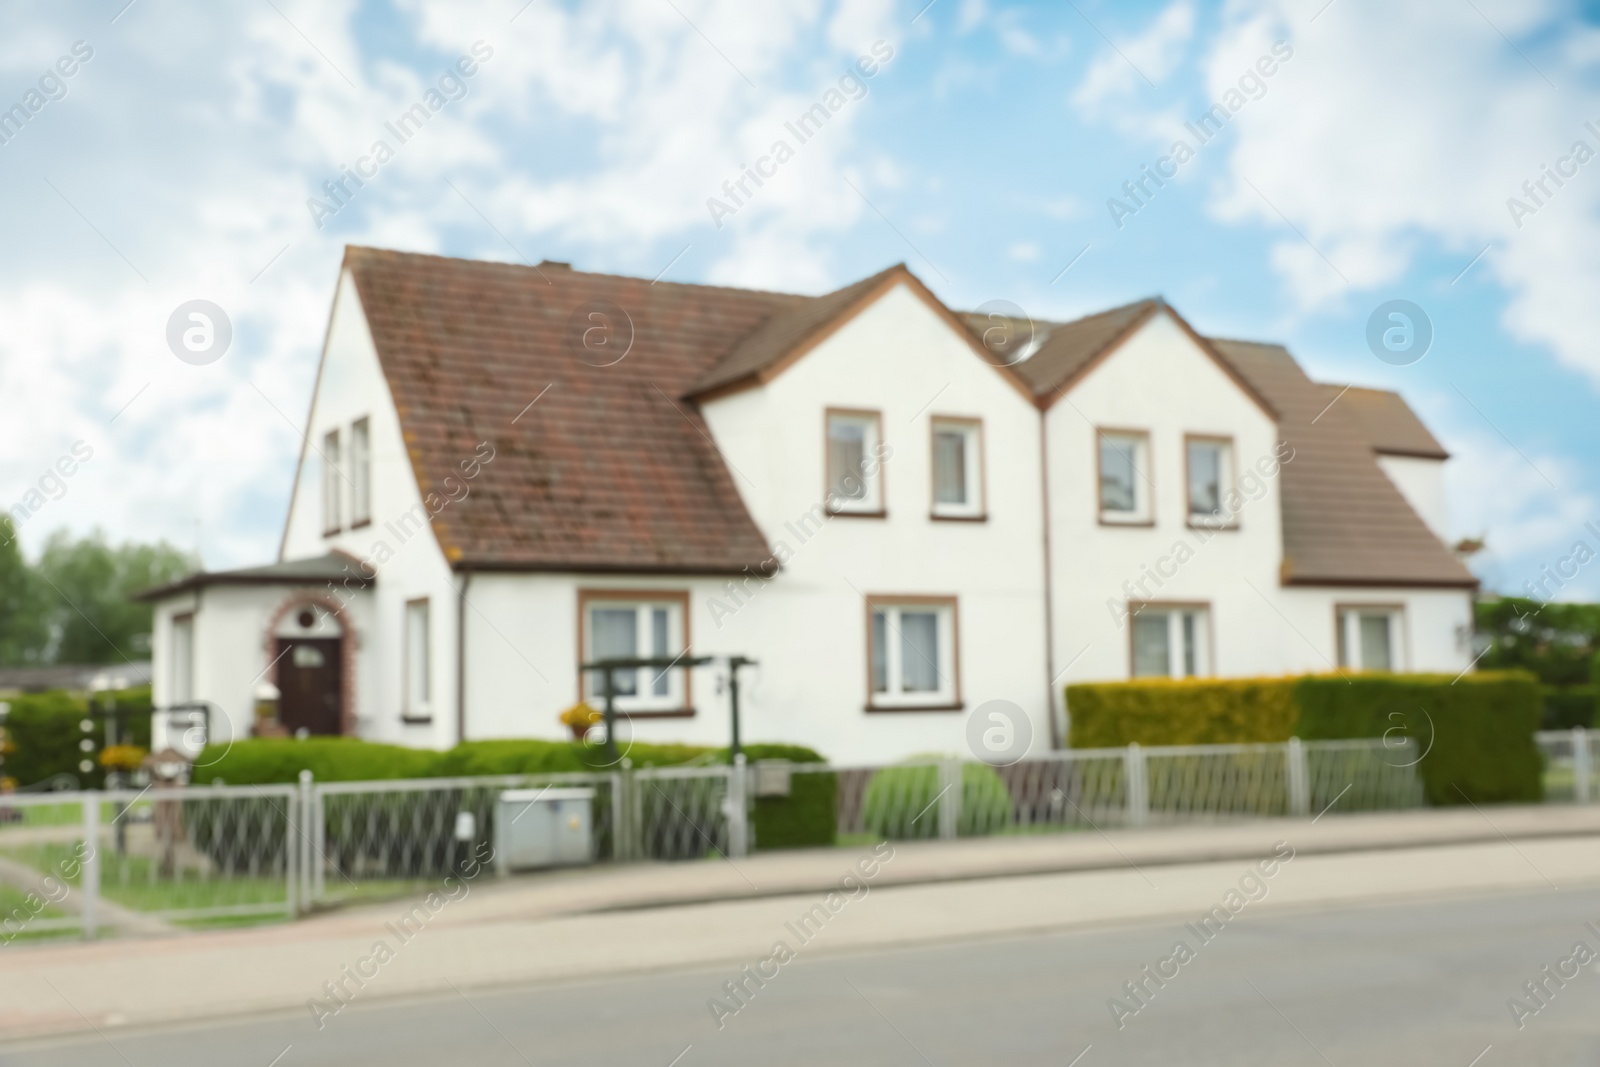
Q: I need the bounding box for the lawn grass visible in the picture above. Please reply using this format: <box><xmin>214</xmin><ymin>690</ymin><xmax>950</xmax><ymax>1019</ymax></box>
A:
<box><xmin>0</xmin><ymin>841</ymin><xmax>290</xmax><ymax>916</ymax></box>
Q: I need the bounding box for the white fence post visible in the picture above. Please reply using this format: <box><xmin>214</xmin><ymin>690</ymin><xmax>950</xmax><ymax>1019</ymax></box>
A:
<box><xmin>1287</xmin><ymin>737</ymin><xmax>1310</xmax><ymax>817</ymax></box>
<box><xmin>81</xmin><ymin>794</ymin><xmax>99</xmax><ymax>940</ymax></box>
<box><xmin>609</xmin><ymin>770</ymin><xmax>626</xmax><ymax>863</ymax></box>
<box><xmin>939</xmin><ymin>758</ymin><xmax>962</xmax><ymax>841</ymax></box>
<box><xmin>726</xmin><ymin>755</ymin><xmax>749</xmax><ymax>859</ymax></box>
<box><xmin>1575</xmin><ymin>727</ymin><xmax>1592</xmax><ymax>804</ymax></box>
<box><xmin>312</xmin><ymin>784</ymin><xmax>326</xmax><ymax>901</ymax></box>
<box><xmin>1125</xmin><ymin>743</ymin><xmax>1148</xmax><ymax>827</ymax></box>
<box><xmin>297</xmin><ymin>770</ymin><xmax>314</xmax><ymax>911</ymax></box>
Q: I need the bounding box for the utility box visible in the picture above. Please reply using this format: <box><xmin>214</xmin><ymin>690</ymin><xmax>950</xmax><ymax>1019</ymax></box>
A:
<box><xmin>494</xmin><ymin>787</ymin><xmax>595</xmax><ymax>873</ymax></box>
<box><xmin>753</xmin><ymin>759</ymin><xmax>792</xmax><ymax>798</ymax></box>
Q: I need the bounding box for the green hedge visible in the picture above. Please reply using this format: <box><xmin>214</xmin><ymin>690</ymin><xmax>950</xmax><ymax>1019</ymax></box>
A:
<box><xmin>725</xmin><ymin>744</ymin><xmax>833</xmax><ymax>851</ymax></box>
<box><xmin>862</xmin><ymin>761</ymin><xmax>1010</xmax><ymax>839</ymax></box>
<box><xmin>2</xmin><ymin>686</ymin><xmax>153</xmax><ymax>789</ymax></box>
<box><xmin>1067</xmin><ymin>671</ymin><xmax>1542</xmax><ymax>806</ymax></box>
<box><xmin>1541</xmin><ymin>685</ymin><xmax>1596</xmax><ymax>730</ymax></box>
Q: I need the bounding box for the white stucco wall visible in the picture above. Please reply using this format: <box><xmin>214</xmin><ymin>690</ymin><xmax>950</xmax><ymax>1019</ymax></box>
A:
<box><xmin>1378</xmin><ymin>454</ymin><xmax>1450</xmax><ymax>543</ymax></box>
<box><xmin>279</xmin><ymin>269</ymin><xmax>464</xmax><ymax>748</ymax></box>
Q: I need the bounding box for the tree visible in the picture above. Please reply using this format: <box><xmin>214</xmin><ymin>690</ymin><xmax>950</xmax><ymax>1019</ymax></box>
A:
<box><xmin>0</xmin><ymin>517</ymin><xmax>48</xmax><ymax>665</ymax></box>
<box><xmin>35</xmin><ymin>530</ymin><xmax>196</xmax><ymax>664</ymax></box>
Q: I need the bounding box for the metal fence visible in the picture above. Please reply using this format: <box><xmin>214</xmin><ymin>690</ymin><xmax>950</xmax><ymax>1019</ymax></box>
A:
<box><xmin>0</xmin><ymin>732</ymin><xmax>1567</xmax><ymax>941</ymax></box>
<box><xmin>1536</xmin><ymin>728</ymin><xmax>1599</xmax><ymax>803</ymax></box>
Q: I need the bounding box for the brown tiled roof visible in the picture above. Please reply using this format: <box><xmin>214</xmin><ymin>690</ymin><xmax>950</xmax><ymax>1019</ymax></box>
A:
<box><xmin>690</xmin><ymin>265</ymin><xmax>904</xmax><ymax>397</ymax></box>
<box><xmin>994</xmin><ymin>298</ymin><xmax>1161</xmax><ymax>398</ymax></box>
<box><xmin>1207</xmin><ymin>340</ymin><xmax>1474</xmax><ymax>588</ymax></box>
<box><xmin>1321</xmin><ymin>384</ymin><xmax>1450</xmax><ymax>460</ymax></box>
<box><xmin>344</xmin><ymin>246</ymin><xmax>805</xmax><ymax>573</ymax></box>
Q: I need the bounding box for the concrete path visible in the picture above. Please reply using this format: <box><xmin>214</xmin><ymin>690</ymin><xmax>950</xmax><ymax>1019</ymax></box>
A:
<box><xmin>1</xmin><ymin>804</ymin><xmax>1597</xmax><ymax>1042</ymax></box>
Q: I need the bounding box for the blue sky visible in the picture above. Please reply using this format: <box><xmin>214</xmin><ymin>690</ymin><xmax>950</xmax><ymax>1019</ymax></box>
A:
<box><xmin>1</xmin><ymin>0</ymin><xmax>1596</xmax><ymax>599</ymax></box>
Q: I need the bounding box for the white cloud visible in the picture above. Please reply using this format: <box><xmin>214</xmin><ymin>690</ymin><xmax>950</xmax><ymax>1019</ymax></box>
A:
<box><xmin>1070</xmin><ymin>0</ymin><xmax>1195</xmax><ymax>114</ymax></box>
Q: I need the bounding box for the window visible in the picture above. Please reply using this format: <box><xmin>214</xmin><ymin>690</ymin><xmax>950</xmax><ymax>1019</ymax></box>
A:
<box><xmin>350</xmin><ymin>418</ymin><xmax>372</xmax><ymax>527</ymax></box>
<box><xmin>931</xmin><ymin>418</ymin><xmax>983</xmax><ymax>518</ymax></box>
<box><xmin>1130</xmin><ymin>606</ymin><xmax>1210</xmax><ymax>678</ymax></box>
<box><xmin>404</xmin><ymin>599</ymin><xmax>430</xmax><ymax>717</ymax></box>
<box><xmin>322</xmin><ymin>429</ymin><xmax>341</xmax><ymax>534</ymax></box>
<box><xmin>171</xmin><ymin>613</ymin><xmax>194</xmax><ymax>704</ymax></box>
<box><xmin>1187</xmin><ymin>436</ymin><xmax>1234</xmax><ymax>526</ymax></box>
<box><xmin>581</xmin><ymin>593</ymin><xmax>688</xmax><ymax>711</ymax></box>
<box><xmin>867</xmin><ymin>597</ymin><xmax>959</xmax><ymax>708</ymax></box>
<box><xmin>1337</xmin><ymin>607</ymin><xmax>1402</xmax><ymax>671</ymax></box>
<box><xmin>1099</xmin><ymin>431</ymin><xmax>1150</xmax><ymax>523</ymax></box>
<box><xmin>826</xmin><ymin>410</ymin><xmax>884</xmax><ymax>514</ymax></box>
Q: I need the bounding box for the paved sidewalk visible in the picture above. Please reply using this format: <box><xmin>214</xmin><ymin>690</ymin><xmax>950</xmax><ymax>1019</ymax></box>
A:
<box><xmin>4</xmin><ymin>805</ymin><xmax>1599</xmax><ymax>1042</ymax></box>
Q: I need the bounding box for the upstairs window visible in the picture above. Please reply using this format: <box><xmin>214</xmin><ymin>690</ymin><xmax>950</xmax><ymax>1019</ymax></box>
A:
<box><xmin>1337</xmin><ymin>607</ymin><xmax>1402</xmax><ymax>671</ymax></box>
<box><xmin>1131</xmin><ymin>605</ymin><xmax>1210</xmax><ymax>678</ymax></box>
<box><xmin>826</xmin><ymin>410</ymin><xmax>884</xmax><ymax>514</ymax></box>
<box><xmin>581</xmin><ymin>593</ymin><xmax>688</xmax><ymax>711</ymax></box>
<box><xmin>321</xmin><ymin>429</ymin><xmax>341</xmax><ymax>534</ymax></box>
<box><xmin>404</xmin><ymin>599</ymin><xmax>430</xmax><ymax>717</ymax></box>
<box><xmin>1187</xmin><ymin>436</ymin><xmax>1234</xmax><ymax>526</ymax></box>
<box><xmin>1099</xmin><ymin>430</ymin><xmax>1151</xmax><ymax>523</ymax></box>
<box><xmin>868</xmin><ymin>597</ymin><xmax>958</xmax><ymax>708</ymax></box>
<box><xmin>931</xmin><ymin>418</ymin><xmax>983</xmax><ymax>519</ymax></box>
<box><xmin>350</xmin><ymin>417</ymin><xmax>372</xmax><ymax>527</ymax></box>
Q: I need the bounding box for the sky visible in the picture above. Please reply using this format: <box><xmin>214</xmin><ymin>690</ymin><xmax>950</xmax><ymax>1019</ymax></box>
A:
<box><xmin>0</xmin><ymin>0</ymin><xmax>1597</xmax><ymax>600</ymax></box>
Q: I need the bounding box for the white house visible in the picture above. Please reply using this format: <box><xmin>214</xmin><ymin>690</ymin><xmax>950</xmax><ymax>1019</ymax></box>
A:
<box><xmin>139</xmin><ymin>248</ymin><xmax>1476</xmax><ymax>764</ymax></box>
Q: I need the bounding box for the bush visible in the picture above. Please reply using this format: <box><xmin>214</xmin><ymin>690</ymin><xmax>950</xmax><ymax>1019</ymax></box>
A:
<box><xmin>717</xmin><ymin>744</ymin><xmax>833</xmax><ymax>851</ymax></box>
<box><xmin>1067</xmin><ymin>670</ymin><xmax>1544</xmax><ymax>807</ymax></box>
<box><xmin>2</xmin><ymin>686</ymin><xmax>152</xmax><ymax>789</ymax></box>
<box><xmin>1066</xmin><ymin>676</ymin><xmax>1299</xmax><ymax>748</ymax></box>
<box><xmin>1294</xmin><ymin>672</ymin><xmax>1543</xmax><ymax>806</ymax></box>
<box><xmin>862</xmin><ymin>760</ymin><xmax>1011</xmax><ymax>840</ymax></box>
<box><xmin>191</xmin><ymin>737</ymin><xmax>439</xmax><ymax>785</ymax></box>
<box><xmin>1541</xmin><ymin>685</ymin><xmax>1596</xmax><ymax>730</ymax></box>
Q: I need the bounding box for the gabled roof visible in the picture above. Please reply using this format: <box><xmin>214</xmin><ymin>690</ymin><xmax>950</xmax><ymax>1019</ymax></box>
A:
<box><xmin>136</xmin><ymin>553</ymin><xmax>371</xmax><ymax>601</ymax></box>
<box><xmin>1207</xmin><ymin>340</ymin><xmax>1473</xmax><ymax>588</ymax></box>
<box><xmin>979</xmin><ymin>298</ymin><xmax>1277</xmax><ymax>419</ymax></box>
<box><xmin>344</xmin><ymin>247</ymin><xmax>804</xmax><ymax>574</ymax></box>
<box><xmin>1322</xmin><ymin>384</ymin><xmax>1450</xmax><ymax>460</ymax></box>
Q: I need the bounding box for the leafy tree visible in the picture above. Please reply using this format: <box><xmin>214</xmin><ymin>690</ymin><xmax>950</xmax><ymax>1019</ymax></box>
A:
<box><xmin>0</xmin><ymin>517</ymin><xmax>48</xmax><ymax>665</ymax></box>
<box><xmin>1475</xmin><ymin>597</ymin><xmax>1600</xmax><ymax>686</ymax></box>
<box><xmin>35</xmin><ymin>530</ymin><xmax>196</xmax><ymax>664</ymax></box>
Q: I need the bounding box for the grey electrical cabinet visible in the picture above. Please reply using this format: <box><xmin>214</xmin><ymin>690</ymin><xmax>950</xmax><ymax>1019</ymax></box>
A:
<box><xmin>494</xmin><ymin>787</ymin><xmax>596</xmax><ymax>872</ymax></box>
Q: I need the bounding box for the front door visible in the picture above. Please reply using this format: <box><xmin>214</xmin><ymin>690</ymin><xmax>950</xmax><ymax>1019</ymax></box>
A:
<box><xmin>276</xmin><ymin>637</ymin><xmax>343</xmax><ymax>736</ymax></box>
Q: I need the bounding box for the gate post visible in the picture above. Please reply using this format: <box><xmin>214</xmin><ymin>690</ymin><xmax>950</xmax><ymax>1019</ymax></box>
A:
<box><xmin>81</xmin><ymin>794</ymin><xmax>100</xmax><ymax>940</ymax></box>
<box><xmin>1575</xmin><ymin>727</ymin><xmax>1592</xmax><ymax>804</ymax></box>
<box><xmin>297</xmin><ymin>770</ymin><xmax>314</xmax><ymax>911</ymax></box>
<box><xmin>1287</xmin><ymin>737</ymin><xmax>1310</xmax><ymax>817</ymax></box>
<box><xmin>727</xmin><ymin>754</ymin><xmax>750</xmax><ymax>859</ymax></box>
<box><xmin>1124</xmin><ymin>743</ymin><xmax>1148</xmax><ymax>827</ymax></box>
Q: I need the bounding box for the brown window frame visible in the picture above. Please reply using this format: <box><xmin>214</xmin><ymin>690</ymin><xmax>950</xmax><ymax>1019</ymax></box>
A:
<box><xmin>824</xmin><ymin>407</ymin><xmax>887</xmax><ymax>518</ymax></box>
<box><xmin>576</xmin><ymin>589</ymin><xmax>695</xmax><ymax>718</ymax></box>
<box><xmin>929</xmin><ymin>415</ymin><xmax>987</xmax><ymax>521</ymax></box>
<box><xmin>863</xmin><ymin>594</ymin><xmax>963</xmax><ymax>712</ymax></box>
<box><xmin>1096</xmin><ymin>427</ymin><xmax>1154</xmax><ymax>527</ymax></box>
<box><xmin>1183</xmin><ymin>433</ymin><xmax>1239</xmax><ymax>531</ymax></box>
<box><xmin>1334</xmin><ymin>602</ymin><xmax>1407</xmax><ymax>672</ymax></box>
<box><xmin>401</xmin><ymin>597</ymin><xmax>432</xmax><ymax>724</ymax></box>
<box><xmin>321</xmin><ymin>428</ymin><xmax>342</xmax><ymax>536</ymax></box>
<box><xmin>350</xmin><ymin>417</ymin><xmax>373</xmax><ymax>530</ymax></box>
<box><xmin>1126</xmin><ymin>600</ymin><xmax>1215</xmax><ymax>679</ymax></box>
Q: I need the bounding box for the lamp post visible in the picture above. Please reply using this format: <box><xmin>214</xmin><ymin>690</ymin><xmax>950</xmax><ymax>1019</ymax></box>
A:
<box><xmin>577</xmin><ymin>656</ymin><xmax>715</xmax><ymax>764</ymax></box>
<box><xmin>725</xmin><ymin>656</ymin><xmax>757</xmax><ymax>761</ymax></box>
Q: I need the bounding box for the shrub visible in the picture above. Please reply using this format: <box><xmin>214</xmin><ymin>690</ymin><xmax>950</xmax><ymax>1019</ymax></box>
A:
<box><xmin>715</xmin><ymin>744</ymin><xmax>833</xmax><ymax>851</ymax></box>
<box><xmin>1541</xmin><ymin>685</ymin><xmax>1596</xmax><ymax>730</ymax></box>
<box><xmin>1066</xmin><ymin>676</ymin><xmax>1299</xmax><ymax>748</ymax></box>
<box><xmin>1066</xmin><ymin>670</ymin><xmax>1544</xmax><ymax>807</ymax></box>
<box><xmin>2</xmin><ymin>686</ymin><xmax>152</xmax><ymax>789</ymax></box>
<box><xmin>191</xmin><ymin>737</ymin><xmax>439</xmax><ymax>785</ymax></box>
<box><xmin>1294</xmin><ymin>672</ymin><xmax>1543</xmax><ymax>806</ymax></box>
<box><xmin>434</xmin><ymin>739</ymin><xmax>713</xmax><ymax>777</ymax></box>
<box><xmin>862</xmin><ymin>760</ymin><xmax>1011</xmax><ymax>840</ymax></box>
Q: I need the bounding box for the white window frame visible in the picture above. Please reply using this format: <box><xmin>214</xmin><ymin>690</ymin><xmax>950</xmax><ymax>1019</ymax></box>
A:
<box><xmin>322</xmin><ymin>429</ymin><xmax>342</xmax><ymax>534</ymax></box>
<box><xmin>170</xmin><ymin>612</ymin><xmax>194</xmax><ymax>704</ymax></box>
<box><xmin>931</xmin><ymin>417</ymin><xmax>984</xmax><ymax>519</ymax></box>
<box><xmin>1129</xmin><ymin>605</ymin><xmax>1211</xmax><ymax>678</ymax></box>
<box><xmin>1337</xmin><ymin>606</ymin><xmax>1405</xmax><ymax>672</ymax></box>
<box><xmin>350</xmin><ymin>417</ymin><xmax>372</xmax><ymax>527</ymax></box>
<box><xmin>582</xmin><ymin>595</ymin><xmax>688</xmax><ymax>712</ymax></box>
<box><xmin>1098</xmin><ymin>430</ymin><xmax>1151</xmax><ymax>524</ymax></box>
<box><xmin>403</xmin><ymin>598</ymin><xmax>430</xmax><ymax>718</ymax></box>
<box><xmin>867</xmin><ymin>598</ymin><xmax>959</xmax><ymax>709</ymax></box>
<box><xmin>1185</xmin><ymin>435</ymin><xmax>1235</xmax><ymax>527</ymax></box>
<box><xmin>826</xmin><ymin>409</ymin><xmax>885</xmax><ymax>515</ymax></box>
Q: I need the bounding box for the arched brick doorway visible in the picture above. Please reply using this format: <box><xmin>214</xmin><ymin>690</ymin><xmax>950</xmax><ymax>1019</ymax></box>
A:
<box><xmin>266</xmin><ymin>595</ymin><xmax>354</xmax><ymax>736</ymax></box>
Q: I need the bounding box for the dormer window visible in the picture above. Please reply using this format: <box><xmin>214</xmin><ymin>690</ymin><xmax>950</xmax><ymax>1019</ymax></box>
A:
<box><xmin>1098</xmin><ymin>430</ymin><xmax>1150</xmax><ymax>524</ymax></box>
<box><xmin>826</xmin><ymin>409</ymin><xmax>884</xmax><ymax>515</ymax></box>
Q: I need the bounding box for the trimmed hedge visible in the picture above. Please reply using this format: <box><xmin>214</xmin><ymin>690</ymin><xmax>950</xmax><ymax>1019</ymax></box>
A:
<box><xmin>862</xmin><ymin>761</ymin><xmax>1011</xmax><ymax>839</ymax></box>
<box><xmin>191</xmin><ymin>737</ymin><xmax>440</xmax><ymax>785</ymax></box>
<box><xmin>1066</xmin><ymin>671</ymin><xmax>1543</xmax><ymax>806</ymax></box>
<box><xmin>1541</xmin><ymin>685</ymin><xmax>1596</xmax><ymax>730</ymax></box>
<box><xmin>726</xmin><ymin>743</ymin><xmax>834</xmax><ymax>851</ymax></box>
<box><xmin>2</xmin><ymin>686</ymin><xmax>153</xmax><ymax>789</ymax></box>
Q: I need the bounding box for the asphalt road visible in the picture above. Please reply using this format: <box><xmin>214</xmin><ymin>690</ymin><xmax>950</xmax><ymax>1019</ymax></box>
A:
<box><xmin>7</xmin><ymin>884</ymin><xmax>1599</xmax><ymax>1067</ymax></box>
